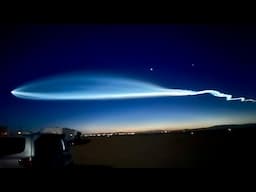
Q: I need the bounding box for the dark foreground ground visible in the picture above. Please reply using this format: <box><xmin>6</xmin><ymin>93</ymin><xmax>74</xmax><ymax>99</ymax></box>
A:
<box><xmin>71</xmin><ymin>124</ymin><xmax>256</xmax><ymax>168</ymax></box>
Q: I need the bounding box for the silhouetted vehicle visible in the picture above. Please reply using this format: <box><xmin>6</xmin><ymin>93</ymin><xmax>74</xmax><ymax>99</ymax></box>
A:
<box><xmin>0</xmin><ymin>133</ymin><xmax>73</xmax><ymax>168</ymax></box>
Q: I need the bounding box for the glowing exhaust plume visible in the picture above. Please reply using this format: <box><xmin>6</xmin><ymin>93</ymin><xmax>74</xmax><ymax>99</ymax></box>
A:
<box><xmin>11</xmin><ymin>74</ymin><xmax>256</xmax><ymax>102</ymax></box>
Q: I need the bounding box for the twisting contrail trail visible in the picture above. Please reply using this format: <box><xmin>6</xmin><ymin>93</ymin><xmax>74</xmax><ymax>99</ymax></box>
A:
<box><xmin>11</xmin><ymin>73</ymin><xmax>256</xmax><ymax>102</ymax></box>
<box><xmin>181</xmin><ymin>90</ymin><xmax>256</xmax><ymax>102</ymax></box>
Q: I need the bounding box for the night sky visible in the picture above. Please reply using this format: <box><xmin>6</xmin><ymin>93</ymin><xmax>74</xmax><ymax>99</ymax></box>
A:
<box><xmin>1</xmin><ymin>24</ymin><xmax>256</xmax><ymax>133</ymax></box>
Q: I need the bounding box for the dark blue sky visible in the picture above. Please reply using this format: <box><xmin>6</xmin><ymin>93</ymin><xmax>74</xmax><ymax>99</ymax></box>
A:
<box><xmin>1</xmin><ymin>24</ymin><xmax>256</xmax><ymax>133</ymax></box>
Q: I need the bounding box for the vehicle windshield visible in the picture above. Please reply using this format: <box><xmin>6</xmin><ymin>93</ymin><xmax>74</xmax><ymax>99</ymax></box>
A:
<box><xmin>0</xmin><ymin>137</ymin><xmax>26</xmax><ymax>157</ymax></box>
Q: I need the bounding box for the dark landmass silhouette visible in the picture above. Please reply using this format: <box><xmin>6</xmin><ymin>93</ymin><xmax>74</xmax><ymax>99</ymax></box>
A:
<box><xmin>72</xmin><ymin>123</ymin><xmax>256</xmax><ymax>168</ymax></box>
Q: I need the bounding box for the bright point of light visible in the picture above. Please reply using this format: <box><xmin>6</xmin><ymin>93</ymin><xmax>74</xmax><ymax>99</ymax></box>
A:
<box><xmin>17</xmin><ymin>131</ymin><xmax>22</xmax><ymax>135</ymax></box>
<box><xmin>150</xmin><ymin>67</ymin><xmax>154</xmax><ymax>71</ymax></box>
<box><xmin>11</xmin><ymin>73</ymin><xmax>256</xmax><ymax>103</ymax></box>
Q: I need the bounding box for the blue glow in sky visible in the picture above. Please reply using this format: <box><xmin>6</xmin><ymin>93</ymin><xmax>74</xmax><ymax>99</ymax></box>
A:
<box><xmin>1</xmin><ymin>24</ymin><xmax>256</xmax><ymax>133</ymax></box>
<box><xmin>12</xmin><ymin>73</ymin><xmax>256</xmax><ymax>102</ymax></box>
